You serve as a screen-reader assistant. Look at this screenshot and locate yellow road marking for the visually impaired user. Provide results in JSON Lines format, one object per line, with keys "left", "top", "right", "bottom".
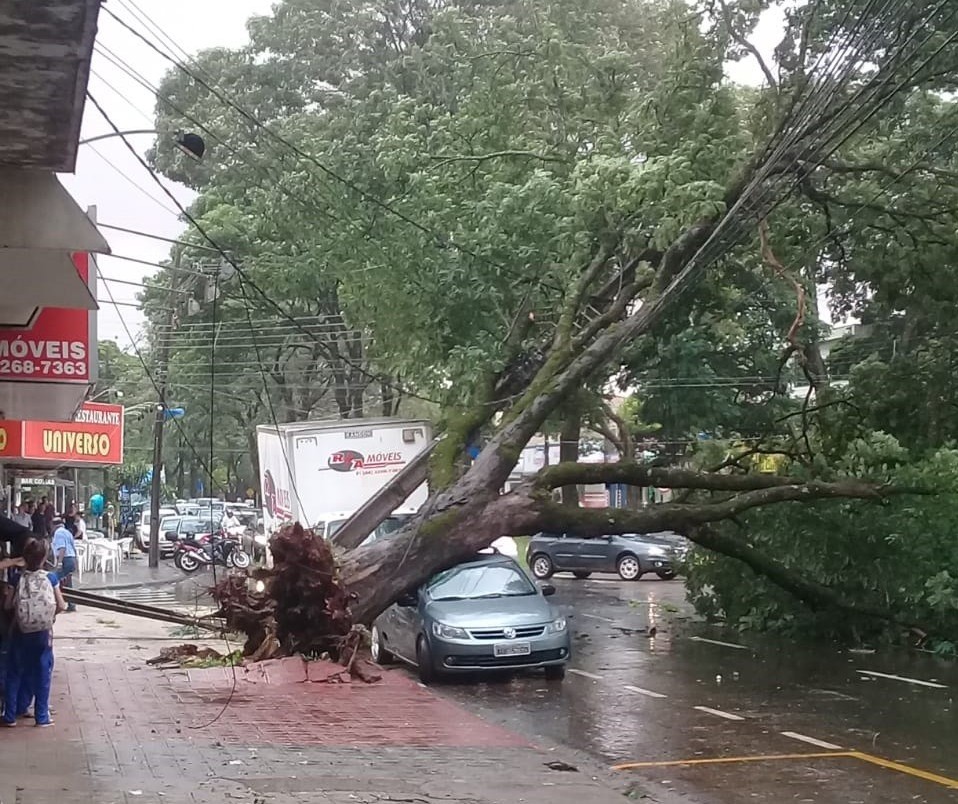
{"left": 613, "top": 750, "right": 958, "bottom": 790}
{"left": 611, "top": 751, "right": 849, "bottom": 770}
{"left": 848, "top": 751, "right": 958, "bottom": 790}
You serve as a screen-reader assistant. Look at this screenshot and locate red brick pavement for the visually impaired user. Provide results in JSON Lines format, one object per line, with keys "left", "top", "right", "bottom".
{"left": 65, "top": 657, "right": 531, "bottom": 749}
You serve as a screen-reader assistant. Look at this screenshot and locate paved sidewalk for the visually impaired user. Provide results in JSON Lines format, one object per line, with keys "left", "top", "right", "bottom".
{"left": 75, "top": 553, "right": 183, "bottom": 591}
{"left": 0, "top": 611, "right": 637, "bottom": 804}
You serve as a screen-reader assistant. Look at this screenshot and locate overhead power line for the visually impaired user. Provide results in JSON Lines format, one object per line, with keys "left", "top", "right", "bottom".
{"left": 98, "top": 223, "right": 223, "bottom": 253}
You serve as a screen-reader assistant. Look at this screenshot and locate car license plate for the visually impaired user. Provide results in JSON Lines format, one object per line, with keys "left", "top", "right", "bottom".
{"left": 494, "top": 642, "right": 531, "bottom": 658}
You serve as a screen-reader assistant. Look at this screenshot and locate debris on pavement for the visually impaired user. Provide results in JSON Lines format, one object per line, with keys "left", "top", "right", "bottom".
{"left": 146, "top": 644, "right": 233, "bottom": 666}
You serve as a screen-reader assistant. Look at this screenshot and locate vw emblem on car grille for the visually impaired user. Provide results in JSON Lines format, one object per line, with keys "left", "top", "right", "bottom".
{"left": 503, "top": 627, "right": 517, "bottom": 640}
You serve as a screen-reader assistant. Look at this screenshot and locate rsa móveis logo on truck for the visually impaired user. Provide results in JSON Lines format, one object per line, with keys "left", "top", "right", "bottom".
{"left": 327, "top": 450, "right": 406, "bottom": 473}
{"left": 263, "top": 469, "right": 292, "bottom": 518}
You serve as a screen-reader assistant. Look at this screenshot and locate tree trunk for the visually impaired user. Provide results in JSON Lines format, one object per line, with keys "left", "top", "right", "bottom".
{"left": 337, "top": 464, "right": 916, "bottom": 625}
{"left": 558, "top": 412, "right": 580, "bottom": 506}
{"left": 175, "top": 451, "right": 186, "bottom": 498}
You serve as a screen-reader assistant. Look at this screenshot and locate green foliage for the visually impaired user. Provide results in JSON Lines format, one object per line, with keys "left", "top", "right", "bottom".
{"left": 686, "top": 444, "right": 958, "bottom": 645}
{"left": 133, "top": 0, "right": 958, "bottom": 640}
{"left": 151, "top": 0, "right": 750, "bottom": 409}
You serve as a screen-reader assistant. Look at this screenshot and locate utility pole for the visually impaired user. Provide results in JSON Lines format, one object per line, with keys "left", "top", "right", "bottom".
{"left": 148, "top": 254, "right": 181, "bottom": 568}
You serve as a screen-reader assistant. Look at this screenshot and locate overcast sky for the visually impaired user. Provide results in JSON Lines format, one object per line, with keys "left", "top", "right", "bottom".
{"left": 59, "top": 0, "right": 274, "bottom": 347}
{"left": 60, "top": 1, "right": 788, "bottom": 352}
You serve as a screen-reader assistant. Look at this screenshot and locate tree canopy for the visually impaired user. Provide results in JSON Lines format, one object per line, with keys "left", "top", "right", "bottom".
{"left": 122, "top": 0, "right": 958, "bottom": 646}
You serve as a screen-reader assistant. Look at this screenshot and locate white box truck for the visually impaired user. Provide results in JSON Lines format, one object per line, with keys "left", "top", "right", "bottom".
{"left": 256, "top": 418, "right": 432, "bottom": 539}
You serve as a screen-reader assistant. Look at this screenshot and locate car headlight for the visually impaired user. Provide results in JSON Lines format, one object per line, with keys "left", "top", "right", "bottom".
{"left": 547, "top": 617, "right": 567, "bottom": 633}
{"left": 646, "top": 545, "right": 667, "bottom": 557}
{"left": 432, "top": 622, "right": 469, "bottom": 640}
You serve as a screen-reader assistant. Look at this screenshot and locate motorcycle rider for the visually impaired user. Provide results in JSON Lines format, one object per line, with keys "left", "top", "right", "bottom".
{"left": 221, "top": 509, "right": 243, "bottom": 539}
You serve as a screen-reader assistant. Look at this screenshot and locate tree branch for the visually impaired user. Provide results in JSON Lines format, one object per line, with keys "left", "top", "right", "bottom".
{"left": 428, "top": 150, "right": 570, "bottom": 168}
{"left": 716, "top": 0, "right": 778, "bottom": 91}
{"left": 819, "top": 158, "right": 958, "bottom": 184}
{"left": 530, "top": 477, "right": 916, "bottom": 535}
{"left": 535, "top": 461, "right": 836, "bottom": 492}
{"left": 555, "top": 245, "right": 613, "bottom": 348}
{"left": 759, "top": 220, "right": 807, "bottom": 352}
{"left": 686, "top": 524, "right": 922, "bottom": 630}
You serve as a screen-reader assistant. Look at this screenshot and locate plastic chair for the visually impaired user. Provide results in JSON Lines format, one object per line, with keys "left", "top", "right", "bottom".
{"left": 74, "top": 542, "right": 86, "bottom": 580}
{"left": 90, "top": 543, "right": 119, "bottom": 576}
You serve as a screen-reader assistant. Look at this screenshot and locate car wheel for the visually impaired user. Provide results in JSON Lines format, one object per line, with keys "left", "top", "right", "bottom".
{"left": 530, "top": 553, "right": 555, "bottom": 580}
{"left": 572, "top": 571, "right": 592, "bottom": 580}
{"left": 416, "top": 636, "right": 437, "bottom": 684}
{"left": 617, "top": 554, "right": 643, "bottom": 581}
{"left": 370, "top": 625, "right": 395, "bottom": 665}
{"left": 545, "top": 664, "right": 566, "bottom": 681}
{"left": 656, "top": 569, "right": 677, "bottom": 580}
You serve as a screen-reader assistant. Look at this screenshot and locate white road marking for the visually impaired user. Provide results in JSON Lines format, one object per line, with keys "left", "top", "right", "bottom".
{"left": 693, "top": 706, "right": 745, "bottom": 721}
{"left": 857, "top": 670, "right": 947, "bottom": 689}
{"left": 568, "top": 668, "right": 604, "bottom": 681}
{"left": 580, "top": 613, "right": 615, "bottom": 623}
{"left": 688, "top": 636, "right": 749, "bottom": 650}
{"left": 781, "top": 731, "right": 843, "bottom": 750}
{"left": 624, "top": 684, "right": 668, "bottom": 699}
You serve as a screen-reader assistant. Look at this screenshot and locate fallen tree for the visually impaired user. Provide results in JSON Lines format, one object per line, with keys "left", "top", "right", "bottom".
{"left": 155, "top": 0, "right": 955, "bottom": 654}
{"left": 338, "top": 464, "right": 924, "bottom": 625}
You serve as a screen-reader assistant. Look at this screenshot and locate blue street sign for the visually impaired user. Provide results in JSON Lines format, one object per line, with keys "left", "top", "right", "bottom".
{"left": 163, "top": 407, "right": 186, "bottom": 420}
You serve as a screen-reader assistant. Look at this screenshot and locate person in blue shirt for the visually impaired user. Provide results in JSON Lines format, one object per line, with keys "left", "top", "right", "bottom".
{"left": 50, "top": 518, "right": 77, "bottom": 613}
{"left": 2, "top": 539, "right": 65, "bottom": 727}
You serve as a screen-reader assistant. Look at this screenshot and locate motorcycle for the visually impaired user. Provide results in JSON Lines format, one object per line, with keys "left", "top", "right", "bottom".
{"left": 173, "top": 532, "right": 252, "bottom": 573}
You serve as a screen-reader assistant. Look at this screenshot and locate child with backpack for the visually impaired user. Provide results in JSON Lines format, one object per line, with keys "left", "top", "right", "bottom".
{"left": 2, "top": 538, "right": 65, "bottom": 727}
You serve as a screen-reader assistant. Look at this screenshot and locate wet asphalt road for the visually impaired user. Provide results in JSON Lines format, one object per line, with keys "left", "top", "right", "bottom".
{"left": 429, "top": 575, "right": 958, "bottom": 803}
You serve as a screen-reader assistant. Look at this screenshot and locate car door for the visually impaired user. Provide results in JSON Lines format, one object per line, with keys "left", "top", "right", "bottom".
{"left": 576, "top": 535, "right": 614, "bottom": 571}
{"left": 390, "top": 590, "right": 422, "bottom": 661}
{"left": 549, "top": 534, "right": 583, "bottom": 570}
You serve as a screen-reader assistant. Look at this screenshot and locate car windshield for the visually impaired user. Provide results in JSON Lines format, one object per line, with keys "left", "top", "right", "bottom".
{"left": 159, "top": 517, "right": 179, "bottom": 530}
{"left": 180, "top": 518, "right": 208, "bottom": 532}
{"left": 427, "top": 563, "right": 536, "bottom": 601}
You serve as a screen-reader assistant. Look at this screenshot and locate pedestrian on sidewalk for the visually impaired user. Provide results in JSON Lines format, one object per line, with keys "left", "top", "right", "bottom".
{"left": 51, "top": 519, "right": 77, "bottom": 613}
{"left": 0, "top": 547, "right": 27, "bottom": 696}
{"left": 2, "top": 538, "right": 65, "bottom": 727}
{"left": 42, "top": 500, "right": 55, "bottom": 538}
{"left": 30, "top": 499, "right": 46, "bottom": 536}
{"left": 74, "top": 510, "right": 87, "bottom": 541}
{"left": 12, "top": 503, "right": 31, "bottom": 530}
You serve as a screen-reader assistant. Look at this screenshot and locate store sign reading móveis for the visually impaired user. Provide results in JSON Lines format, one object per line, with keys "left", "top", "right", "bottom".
{"left": 0, "top": 252, "right": 93, "bottom": 383}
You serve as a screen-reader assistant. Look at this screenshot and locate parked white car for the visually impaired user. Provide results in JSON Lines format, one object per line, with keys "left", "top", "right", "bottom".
{"left": 135, "top": 507, "right": 177, "bottom": 552}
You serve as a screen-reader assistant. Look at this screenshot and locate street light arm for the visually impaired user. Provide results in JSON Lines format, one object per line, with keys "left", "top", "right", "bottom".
{"left": 78, "top": 130, "right": 161, "bottom": 146}
{"left": 78, "top": 130, "right": 205, "bottom": 160}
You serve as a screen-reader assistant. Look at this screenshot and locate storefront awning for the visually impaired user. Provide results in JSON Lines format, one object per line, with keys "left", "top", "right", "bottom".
{"left": 0, "top": 1, "right": 107, "bottom": 423}
{"left": 0, "top": 1, "right": 102, "bottom": 173}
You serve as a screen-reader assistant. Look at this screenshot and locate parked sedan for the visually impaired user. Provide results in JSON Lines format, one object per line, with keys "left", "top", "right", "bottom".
{"left": 372, "top": 553, "right": 571, "bottom": 684}
{"left": 526, "top": 532, "right": 677, "bottom": 581}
